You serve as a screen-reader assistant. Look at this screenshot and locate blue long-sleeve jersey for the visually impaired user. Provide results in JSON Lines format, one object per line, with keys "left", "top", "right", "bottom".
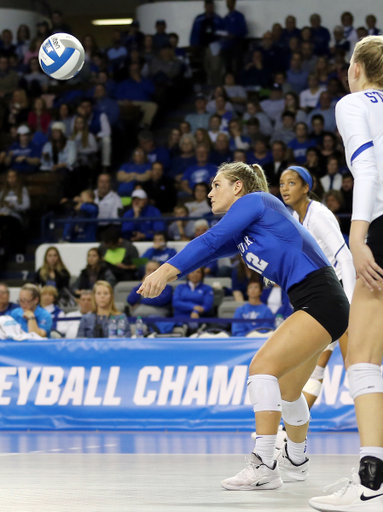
{"left": 128, "top": 284, "right": 173, "bottom": 307}
{"left": 167, "top": 192, "right": 330, "bottom": 293}
{"left": 172, "top": 282, "right": 214, "bottom": 316}
{"left": 232, "top": 303, "right": 275, "bottom": 337}
{"left": 142, "top": 247, "right": 177, "bottom": 264}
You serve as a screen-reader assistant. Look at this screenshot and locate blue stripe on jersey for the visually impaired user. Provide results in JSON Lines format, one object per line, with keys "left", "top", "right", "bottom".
{"left": 334, "top": 243, "right": 345, "bottom": 259}
{"left": 351, "top": 141, "right": 374, "bottom": 164}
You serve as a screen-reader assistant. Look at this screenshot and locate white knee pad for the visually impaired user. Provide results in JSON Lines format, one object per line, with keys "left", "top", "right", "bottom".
{"left": 310, "top": 365, "right": 325, "bottom": 382}
{"left": 303, "top": 378, "right": 322, "bottom": 397}
{"left": 347, "top": 363, "right": 383, "bottom": 400}
{"left": 282, "top": 394, "right": 310, "bottom": 426}
{"left": 324, "top": 341, "right": 336, "bottom": 353}
{"left": 247, "top": 374, "right": 282, "bottom": 413}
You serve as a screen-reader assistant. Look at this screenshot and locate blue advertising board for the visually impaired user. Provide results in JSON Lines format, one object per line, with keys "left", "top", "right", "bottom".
{"left": 0, "top": 337, "right": 356, "bottom": 431}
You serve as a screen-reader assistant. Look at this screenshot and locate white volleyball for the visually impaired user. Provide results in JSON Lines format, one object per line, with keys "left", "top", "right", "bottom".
{"left": 38, "top": 33, "right": 85, "bottom": 80}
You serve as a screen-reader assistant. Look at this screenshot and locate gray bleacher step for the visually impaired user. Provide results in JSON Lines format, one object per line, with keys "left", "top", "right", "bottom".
{"left": 6, "top": 261, "right": 35, "bottom": 272}
{"left": 1, "top": 279, "right": 29, "bottom": 287}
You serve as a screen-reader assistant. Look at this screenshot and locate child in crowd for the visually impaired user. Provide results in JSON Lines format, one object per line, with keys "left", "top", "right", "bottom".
{"left": 142, "top": 232, "right": 177, "bottom": 264}
{"left": 62, "top": 189, "right": 99, "bottom": 243}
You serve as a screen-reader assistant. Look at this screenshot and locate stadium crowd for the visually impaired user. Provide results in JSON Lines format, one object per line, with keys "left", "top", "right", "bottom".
{"left": 0, "top": 3, "right": 377, "bottom": 338}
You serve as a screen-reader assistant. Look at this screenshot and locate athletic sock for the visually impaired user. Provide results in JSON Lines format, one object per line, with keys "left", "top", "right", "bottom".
{"left": 286, "top": 436, "right": 307, "bottom": 465}
{"left": 253, "top": 434, "right": 277, "bottom": 468}
{"left": 360, "top": 446, "right": 383, "bottom": 463}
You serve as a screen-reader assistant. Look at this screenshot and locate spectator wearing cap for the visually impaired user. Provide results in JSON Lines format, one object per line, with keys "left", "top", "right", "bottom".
{"left": 115, "top": 62, "right": 157, "bottom": 128}
{"left": 121, "top": 189, "right": 165, "bottom": 241}
{"left": 181, "top": 144, "right": 216, "bottom": 196}
{"left": 241, "top": 50, "right": 271, "bottom": 89}
{"left": 0, "top": 56, "right": 20, "bottom": 97}
{"left": 0, "top": 283, "right": 17, "bottom": 316}
{"left": 11, "top": 284, "right": 52, "bottom": 338}
{"left": 259, "top": 86, "right": 285, "bottom": 125}
{"left": 287, "top": 53, "right": 309, "bottom": 94}
{"left": 5, "top": 126, "right": 41, "bottom": 173}
{"left": 138, "top": 131, "right": 170, "bottom": 170}
{"left": 117, "top": 147, "right": 152, "bottom": 200}
{"left": 153, "top": 20, "right": 169, "bottom": 50}
{"left": 94, "top": 173, "right": 123, "bottom": 223}
{"left": 40, "top": 122, "right": 77, "bottom": 173}
{"left": 184, "top": 95, "right": 211, "bottom": 134}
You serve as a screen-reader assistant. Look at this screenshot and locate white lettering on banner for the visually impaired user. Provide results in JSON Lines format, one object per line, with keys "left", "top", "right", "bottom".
{"left": 103, "top": 367, "right": 122, "bottom": 406}
{"left": 315, "top": 365, "right": 343, "bottom": 406}
{"left": 58, "top": 367, "right": 85, "bottom": 406}
{"left": 17, "top": 367, "right": 41, "bottom": 405}
{"left": 133, "top": 366, "right": 161, "bottom": 405}
{"left": 182, "top": 366, "right": 208, "bottom": 405}
{"left": 158, "top": 366, "right": 188, "bottom": 406}
{"left": 83, "top": 367, "right": 103, "bottom": 406}
{"left": 35, "top": 367, "right": 64, "bottom": 405}
{"left": 0, "top": 367, "right": 17, "bottom": 405}
{"left": 208, "top": 366, "right": 248, "bottom": 405}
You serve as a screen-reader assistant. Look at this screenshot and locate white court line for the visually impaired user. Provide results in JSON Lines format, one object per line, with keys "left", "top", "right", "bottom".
{"left": 86, "top": 445, "right": 100, "bottom": 448}
{"left": 49, "top": 448, "right": 63, "bottom": 452}
{"left": 69, "top": 447, "right": 81, "bottom": 450}
{"left": 104, "top": 444, "right": 117, "bottom": 447}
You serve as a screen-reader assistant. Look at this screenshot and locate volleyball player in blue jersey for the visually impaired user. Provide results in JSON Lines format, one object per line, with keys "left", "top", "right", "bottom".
{"left": 138, "top": 162, "right": 349, "bottom": 490}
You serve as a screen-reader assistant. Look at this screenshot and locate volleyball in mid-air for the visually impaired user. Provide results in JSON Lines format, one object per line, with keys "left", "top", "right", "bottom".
{"left": 38, "top": 33, "right": 85, "bottom": 80}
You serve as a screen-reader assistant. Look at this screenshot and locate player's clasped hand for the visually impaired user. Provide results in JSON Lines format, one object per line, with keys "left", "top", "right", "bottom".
{"left": 137, "top": 268, "right": 168, "bottom": 298}
{"left": 353, "top": 243, "right": 383, "bottom": 292}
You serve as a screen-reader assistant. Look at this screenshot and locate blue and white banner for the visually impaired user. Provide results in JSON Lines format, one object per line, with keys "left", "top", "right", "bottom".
{"left": 0, "top": 338, "right": 355, "bottom": 431}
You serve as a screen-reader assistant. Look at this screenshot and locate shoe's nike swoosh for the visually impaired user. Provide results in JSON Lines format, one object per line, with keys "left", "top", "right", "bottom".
{"left": 361, "top": 493, "right": 383, "bottom": 501}
{"left": 254, "top": 482, "right": 269, "bottom": 487}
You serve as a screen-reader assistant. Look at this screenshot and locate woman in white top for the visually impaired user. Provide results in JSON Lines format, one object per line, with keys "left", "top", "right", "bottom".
{"left": 310, "top": 36, "right": 383, "bottom": 511}
{"left": 70, "top": 115, "right": 98, "bottom": 168}
{"left": 280, "top": 165, "right": 355, "bottom": 408}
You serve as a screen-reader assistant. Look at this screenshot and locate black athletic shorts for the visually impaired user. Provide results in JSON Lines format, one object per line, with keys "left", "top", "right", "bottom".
{"left": 367, "top": 215, "right": 383, "bottom": 271}
{"left": 288, "top": 267, "right": 349, "bottom": 342}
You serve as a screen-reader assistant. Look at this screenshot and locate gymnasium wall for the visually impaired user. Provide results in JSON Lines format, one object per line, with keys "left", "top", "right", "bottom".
{"left": 137, "top": 0, "right": 383, "bottom": 47}
{"left": 0, "top": 8, "right": 47, "bottom": 37}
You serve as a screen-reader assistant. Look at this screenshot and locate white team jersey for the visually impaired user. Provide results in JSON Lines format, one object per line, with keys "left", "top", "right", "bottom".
{"left": 336, "top": 90, "right": 383, "bottom": 223}
{"left": 293, "top": 200, "right": 355, "bottom": 302}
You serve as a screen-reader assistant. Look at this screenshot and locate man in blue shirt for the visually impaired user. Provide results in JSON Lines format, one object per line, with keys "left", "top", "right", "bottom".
{"left": 121, "top": 189, "right": 165, "bottom": 241}
{"left": 142, "top": 232, "right": 177, "bottom": 264}
{"left": 115, "top": 63, "right": 158, "bottom": 127}
{"left": 190, "top": 0, "right": 224, "bottom": 48}
{"left": 107, "top": 30, "right": 128, "bottom": 72}
{"left": 232, "top": 279, "right": 275, "bottom": 336}
{"left": 138, "top": 131, "right": 170, "bottom": 170}
{"left": 182, "top": 144, "right": 216, "bottom": 195}
{"left": 221, "top": 0, "right": 247, "bottom": 74}
{"left": 286, "top": 53, "right": 308, "bottom": 94}
{"left": 11, "top": 284, "right": 52, "bottom": 337}
{"left": 153, "top": 20, "right": 169, "bottom": 50}
{"left": 309, "top": 14, "right": 330, "bottom": 56}
{"left": 287, "top": 122, "right": 316, "bottom": 164}
{"left": 307, "top": 91, "right": 336, "bottom": 132}
{"left": 184, "top": 94, "right": 211, "bottom": 134}
{"left": 94, "top": 84, "right": 120, "bottom": 127}
{"left": 0, "top": 283, "right": 17, "bottom": 316}
{"left": 5, "top": 126, "right": 41, "bottom": 173}
{"left": 117, "top": 147, "right": 152, "bottom": 198}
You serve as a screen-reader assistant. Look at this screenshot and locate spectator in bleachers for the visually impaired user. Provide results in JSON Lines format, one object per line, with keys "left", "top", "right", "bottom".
{"left": 282, "top": 15, "right": 301, "bottom": 43}
{"left": 73, "top": 248, "right": 116, "bottom": 297}
{"left": 173, "top": 267, "right": 214, "bottom": 319}
{"left": 208, "top": 114, "right": 223, "bottom": 143}
{"left": 124, "top": 19, "right": 144, "bottom": 52}
{"left": 309, "top": 13, "right": 331, "bottom": 56}
{"left": 241, "top": 50, "right": 271, "bottom": 89}
{"left": 366, "top": 14, "right": 382, "bottom": 35}
{"left": 141, "top": 34, "right": 155, "bottom": 67}
{"left": 259, "top": 85, "right": 285, "bottom": 124}
{"left": 168, "top": 134, "right": 196, "bottom": 181}
{"left": 223, "top": 73, "right": 247, "bottom": 114}
{"left": 94, "top": 173, "right": 123, "bottom": 222}
{"left": 274, "top": 91, "right": 306, "bottom": 130}
{"left": 167, "top": 128, "right": 181, "bottom": 159}
{"left": 40, "top": 285, "right": 65, "bottom": 332}
{"left": 304, "top": 146, "right": 322, "bottom": 178}
{"left": 234, "top": 149, "right": 246, "bottom": 163}
{"left": 331, "top": 26, "right": 351, "bottom": 58}
{"left": 299, "top": 73, "right": 326, "bottom": 112}
{"left": 193, "top": 219, "right": 209, "bottom": 238}
{"left": 258, "top": 31, "right": 286, "bottom": 75}
{"left": 99, "top": 226, "right": 138, "bottom": 281}
{"left": 138, "top": 130, "right": 170, "bottom": 169}
{"left": 307, "top": 90, "right": 336, "bottom": 132}
{"left": 0, "top": 29, "right": 16, "bottom": 58}
{"left": 117, "top": 147, "right": 152, "bottom": 199}
{"left": 51, "top": 10, "right": 72, "bottom": 35}
{"left": 121, "top": 189, "right": 164, "bottom": 241}
{"left": 169, "top": 32, "right": 192, "bottom": 78}
{"left": 93, "top": 84, "right": 120, "bottom": 129}
{"left": 11, "top": 284, "right": 52, "bottom": 337}
{"left": 50, "top": 104, "right": 73, "bottom": 138}
{"left": 128, "top": 260, "right": 173, "bottom": 317}
{"left": 287, "top": 122, "right": 315, "bottom": 164}
{"left": 315, "top": 55, "right": 332, "bottom": 86}
{"left": 77, "top": 280, "right": 130, "bottom": 338}
{"left": 356, "top": 26, "right": 368, "bottom": 40}
{"left": 324, "top": 190, "right": 347, "bottom": 233}
{"left": 185, "top": 182, "right": 211, "bottom": 217}
{"left": 340, "top": 11, "right": 358, "bottom": 54}
{"left": 143, "top": 161, "right": 177, "bottom": 213}
{"left": 149, "top": 44, "right": 183, "bottom": 85}
{"left": 35, "top": 247, "right": 71, "bottom": 300}
{"left": 62, "top": 190, "right": 99, "bottom": 243}
{"left": 27, "top": 97, "right": 51, "bottom": 134}
{"left": 181, "top": 144, "right": 216, "bottom": 196}
{"left": 40, "top": 122, "right": 77, "bottom": 174}
{"left": 271, "top": 22, "right": 284, "bottom": 49}
{"left": 231, "top": 255, "right": 254, "bottom": 301}
{"left": 247, "top": 137, "right": 273, "bottom": 167}
{"left": 228, "top": 119, "right": 251, "bottom": 151}
{"left": 309, "top": 114, "right": 325, "bottom": 146}
{"left": 274, "top": 70, "right": 294, "bottom": 95}
{"left": 243, "top": 100, "right": 273, "bottom": 137}
{"left": 261, "top": 283, "right": 293, "bottom": 319}
{"left": 263, "top": 140, "right": 288, "bottom": 191}
{"left": 0, "top": 169, "right": 30, "bottom": 255}
{"left": 206, "top": 87, "right": 233, "bottom": 114}
{"left": 152, "top": 20, "right": 169, "bottom": 50}
{"left": 184, "top": 94, "right": 210, "bottom": 134}
{"left": 212, "top": 96, "right": 233, "bottom": 131}
{"left": 57, "top": 289, "right": 93, "bottom": 338}
{"left": 82, "top": 34, "right": 99, "bottom": 67}
{"left": 320, "top": 155, "right": 342, "bottom": 192}
{"left": 70, "top": 115, "right": 98, "bottom": 178}
{"left": 8, "top": 89, "right": 29, "bottom": 127}
{"left": 319, "top": 132, "right": 343, "bottom": 164}
{"left": 5, "top": 126, "right": 41, "bottom": 173}
{"left": 0, "top": 283, "right": 17, "bottom": 316}
{"left": 142, "top": 232, "right": 177, "bottom": 264}
{"left": 287, "top": 52, "right": 309, "bottom": 94}
{"left": 15, "top": 24, "right": 31, "bottom": 63}
{"left": 326, "top": 77, "right": 345, "bottom": 106}
{"left": 107, "top": 30, "right": 128, "bottom": 74}
{"left": 76, "top": 99, "right": 111, "bottom": 170}
{"left": 270, "top": 111, "right": 296, "bottom": 145}
{"left": 36, "top": 20, "right": 50, "bottom": 40}
{"left": 244, "top": 118, "right": 262, "bottom": 146}
{"left": 23, "top": 57, "right": 50, "bottom": 94}
{"left": 232, "top": 278, "right": 275, "bottom": 336}
{"left": 195, "top": 128, "right": 213, "bottom": 150}
{"left": 115, "top": 62, "right": 157, "bottom": 128}
{"left": 210, "top": 132, "right": 232, "bottom": 166}
{"left": 23, "top": 37, "right": 44, "bottom": 65}
{"left": 168, "top": 204, "right": 194, "bottom": 241}
{"left": 220, "top": 0, "right": 247, "bottom": 75}
{"left": 340, "top": 172, "right": 353, "bottom": 214}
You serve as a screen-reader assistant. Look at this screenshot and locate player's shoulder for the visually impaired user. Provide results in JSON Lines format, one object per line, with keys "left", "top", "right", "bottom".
{"left": 309, "top": 200, "right": 336, "bottom": 223}
{"left": 336, "top": 91, "right": 369, "bottom": 114}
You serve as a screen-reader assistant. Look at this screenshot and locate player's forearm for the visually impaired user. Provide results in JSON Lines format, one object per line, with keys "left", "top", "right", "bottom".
{"left": 349, "top": 220, "right": 370, "bottom": 252}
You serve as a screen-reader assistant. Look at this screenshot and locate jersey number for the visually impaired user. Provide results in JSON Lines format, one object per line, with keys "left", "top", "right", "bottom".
{"left": 245, "top": 253, "right": 269, "bottom": 274}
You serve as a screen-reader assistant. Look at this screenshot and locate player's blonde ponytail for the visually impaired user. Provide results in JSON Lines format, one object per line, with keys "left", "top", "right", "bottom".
{"left": 216, "top": 162, "right": 270, "bottom": 195}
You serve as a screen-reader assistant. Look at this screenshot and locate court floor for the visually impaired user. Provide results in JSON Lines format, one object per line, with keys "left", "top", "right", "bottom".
{"left": 0, "top": 432, "right": 359, "bottom": 512}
